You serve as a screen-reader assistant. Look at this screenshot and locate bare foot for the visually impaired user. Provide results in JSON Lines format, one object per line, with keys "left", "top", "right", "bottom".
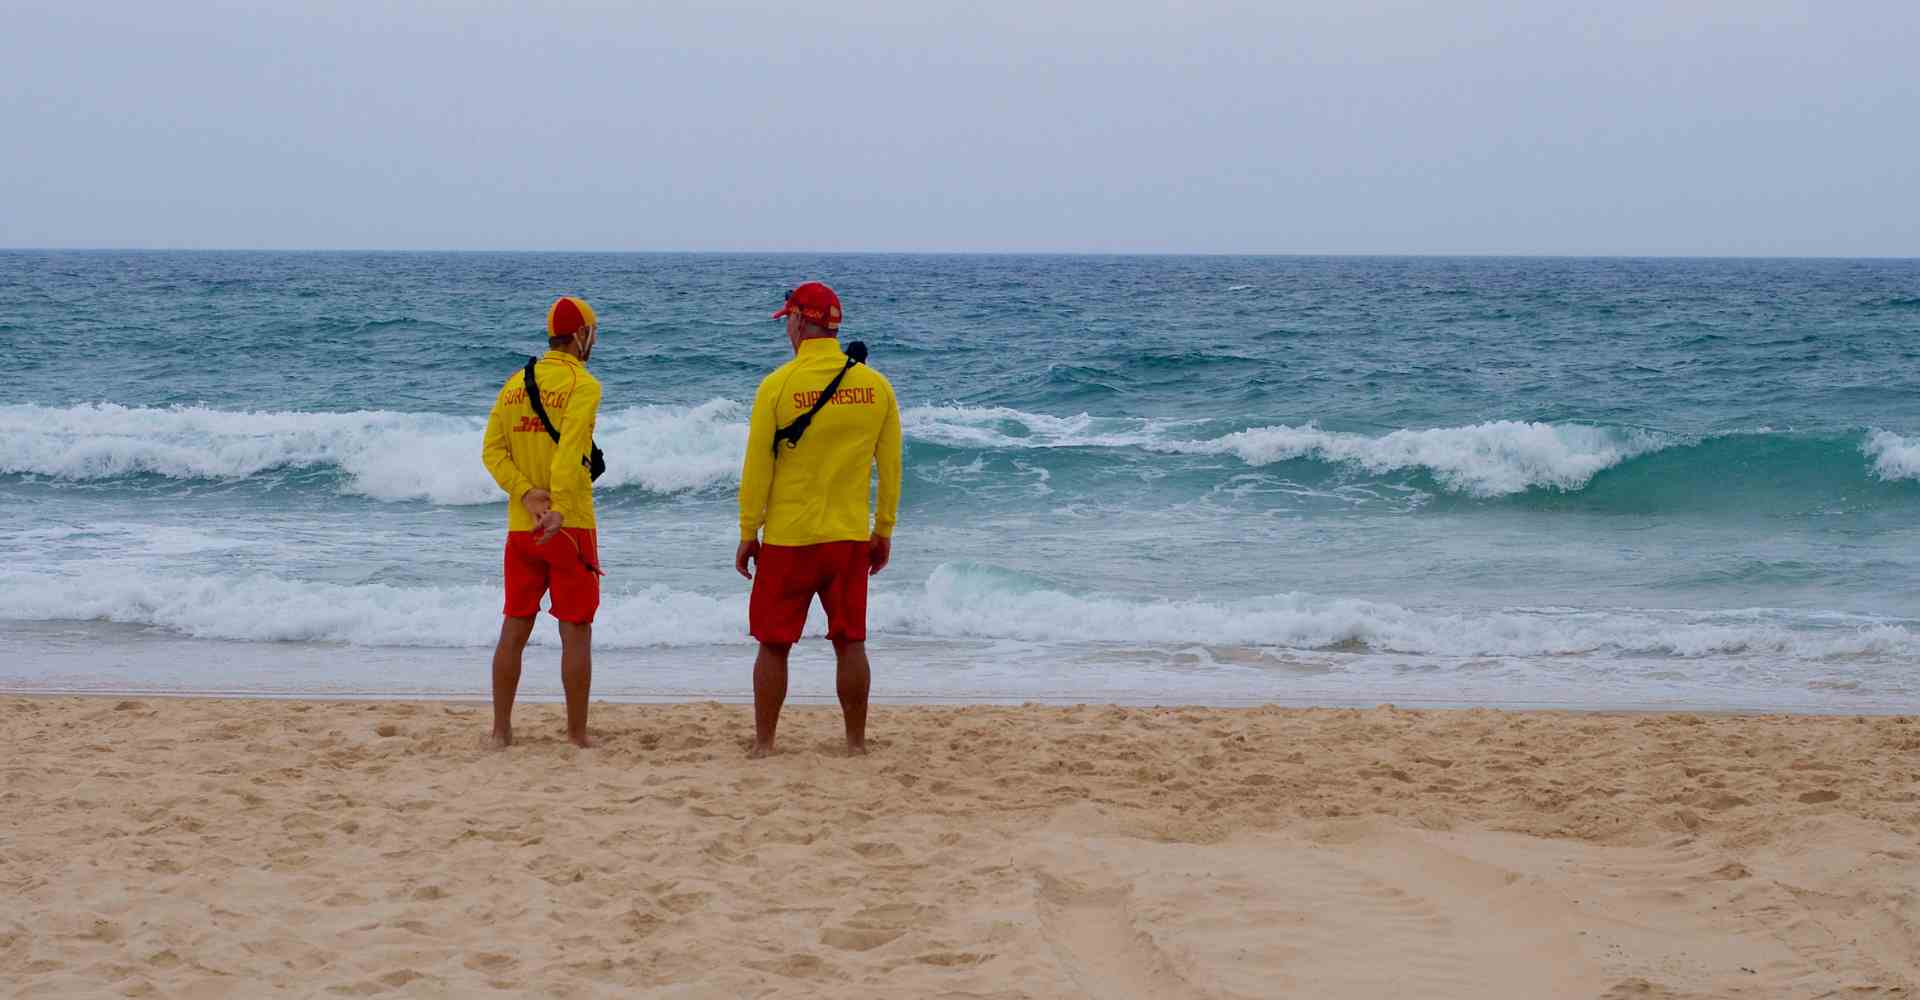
{"left": 747, "top": 741, "right": 775, "bottom": 759}
{"left": 568, "top": 732, "right": 595, "bottom": 749}
{"left": 484, "top": 728, "right": 512, "bottom": 750}
{"left": 846, "top": 741, "right": 868, "bottom": 756}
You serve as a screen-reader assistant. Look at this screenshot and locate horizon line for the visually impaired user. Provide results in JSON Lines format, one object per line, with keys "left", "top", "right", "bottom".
{"left": 3, "top": 246, "right": 1918, "bottom": 260}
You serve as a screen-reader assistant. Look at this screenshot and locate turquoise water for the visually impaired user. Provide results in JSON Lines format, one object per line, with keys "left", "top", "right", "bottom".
{"left": 2, "top": 251, "right": 1917, "bottom": 709}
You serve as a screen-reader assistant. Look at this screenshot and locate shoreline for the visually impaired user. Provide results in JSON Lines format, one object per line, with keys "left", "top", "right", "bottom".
{"left": 5, "top": 687, "right": 1916, "bottom": 716}
{"left": 7, "top": 695, "right": 1916, "bottom": 996}
{"left": 8, "top": 619, "right": 1914, "bottom": 716}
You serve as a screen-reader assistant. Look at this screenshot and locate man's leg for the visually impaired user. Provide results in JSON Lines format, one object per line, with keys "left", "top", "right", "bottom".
{"left": 557, "top": 621, "right": 593, "bottom": 748}
{"left": 832, "top": 638, "right": 870, "bottom": 755}
{"left": 751, "top": 642, "right": 792, "bottom": 758}
{"left": 490, "top": 615, "right": 537, "bottom": 747}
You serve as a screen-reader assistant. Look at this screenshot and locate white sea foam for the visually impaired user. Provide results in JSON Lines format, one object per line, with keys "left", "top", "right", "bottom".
{"left": 0, "top": 566, "right": 746, "bottom": 648}
{"left": 1864, "top": 430, "right": 1920, "bottom": 482}
{"left": 900, "top": 405, "right": 1194, "bottom": 451}
{"left": 1168, "top": 421, "right": 1668, "bottom": 497}
{"left": 0, "top": 402, "right": 1840, "bottom": 501}
{"left": 902, "top": 407, "right": 1667, "bottom": 496}
{"left": 4, "top": 561, "right": 1912, "bottom": 663}
{"left": 0, "top": 401, "right": 1176, "bottom": 499}
{"left": 885, "top": 564, "right": 1920, "bottom": 660}
{"left": 0, "top": 401, "right": 748, "bottom": 504}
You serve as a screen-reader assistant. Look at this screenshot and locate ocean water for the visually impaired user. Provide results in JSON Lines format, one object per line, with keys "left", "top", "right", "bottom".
{"left": 2, "top": 251, "right": 1917, "bottom": 710}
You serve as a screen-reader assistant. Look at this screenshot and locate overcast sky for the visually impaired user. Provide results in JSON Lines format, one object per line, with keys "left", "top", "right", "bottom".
{"left": 3, "top": 1, "right": 1916, "bottom": 255}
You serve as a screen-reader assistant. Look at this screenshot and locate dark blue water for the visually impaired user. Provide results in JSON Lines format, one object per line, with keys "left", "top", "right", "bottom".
{"left": 3, "top": 251, "right": 1917, "bottom": 709}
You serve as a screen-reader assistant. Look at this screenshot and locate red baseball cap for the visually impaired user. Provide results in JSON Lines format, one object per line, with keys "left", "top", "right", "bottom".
{"left": 772, "top": 281, "right": 842, "bottom": 331}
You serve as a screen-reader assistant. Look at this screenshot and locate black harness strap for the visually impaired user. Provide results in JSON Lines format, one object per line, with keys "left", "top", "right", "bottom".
{"left": 523, "top": 358, "right": 605, "bottom": 481}
{"left": 772, "top": 341, "right": 868, "bottom": 456}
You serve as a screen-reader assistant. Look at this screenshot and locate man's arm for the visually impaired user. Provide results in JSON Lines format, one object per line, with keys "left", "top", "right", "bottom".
{"left": 867, "top": 380, "right": 902, "bottom": 575}
{"left": 735, "top": 377, "right": 779, "bottom": 578}
{"left": 482, "top": 389, "right": 536, "bottom": 505}
{"left": 547, "top": 377, "right": 602, "bottom": 528}
{"left": 873, "top": 381, "right": 902, "bottom": 540}
{"left": 738, "top": 376, "right": 778, "bottom": 543}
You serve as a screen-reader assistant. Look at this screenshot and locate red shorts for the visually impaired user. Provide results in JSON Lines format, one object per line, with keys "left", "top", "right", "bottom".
{"left": 503, "top": 529, "right": 601, "bottom": 624}
{"left": 749, "top": 540, "right": 870, "bottom": 644}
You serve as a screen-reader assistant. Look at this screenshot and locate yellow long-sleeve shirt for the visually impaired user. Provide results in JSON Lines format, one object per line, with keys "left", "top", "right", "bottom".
{"left": 482, "top": 350, "right": 602, "bottom": 532}
{"left": 739, "top": 338, "right": 903, "bottom": 545}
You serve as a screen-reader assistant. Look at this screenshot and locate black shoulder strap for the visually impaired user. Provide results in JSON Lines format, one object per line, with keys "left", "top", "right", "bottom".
{"left": 771, "top": 341, "right": 868, "bottom": 455}
{"left": 522, "top": 357, "right": 607, "bottom": 482}
{"left": 523, "top": 358, "right": 561, "bottom": 443}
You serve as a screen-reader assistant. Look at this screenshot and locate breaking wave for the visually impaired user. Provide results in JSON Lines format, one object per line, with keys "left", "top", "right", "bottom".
{"left": 5, "top": 403, "right": 1916, "bottom": 505}
{"left": 3, "top": 560, "right": 1913, "bottom": 663}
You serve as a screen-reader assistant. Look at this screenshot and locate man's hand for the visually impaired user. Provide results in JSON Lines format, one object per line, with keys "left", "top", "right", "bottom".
{"left": 868, "top": 534, "right": 891, "bottom": 576}
{"left": 520, "top": 489, "right": 564, "bottom": 542}
{"left": 736, "top": 539, "right": 761, "bottom": 580}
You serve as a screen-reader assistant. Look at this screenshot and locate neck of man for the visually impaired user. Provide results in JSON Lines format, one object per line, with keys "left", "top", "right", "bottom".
{"left": 790, "top": 328, "right": 837, "bottom": 354}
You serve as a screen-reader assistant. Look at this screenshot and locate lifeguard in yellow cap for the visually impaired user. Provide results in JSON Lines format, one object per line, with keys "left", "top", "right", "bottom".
{"left": 480, "top": 295, "right": 606, "bottom": 749}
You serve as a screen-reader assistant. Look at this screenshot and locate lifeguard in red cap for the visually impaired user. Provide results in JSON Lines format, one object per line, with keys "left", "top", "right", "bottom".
{"left": 480, "top": 295, "right": 606, "bottom": 749}
{"left": 736, "top": 282, "right": 903, "bottom": 757}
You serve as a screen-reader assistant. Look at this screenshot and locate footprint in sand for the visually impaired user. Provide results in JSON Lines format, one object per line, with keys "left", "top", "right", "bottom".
{"left": 744, "top": 953, "right": 833, "bottom": 979}
{"left": 847, "top": 902, "right": 936, "bottom": 928}
{"left": 463, "top": 952, "right": 516, "bottom": 972}
{"left": 620, "top": 910, "right": 664, "bottom": 939}
{"left": 817, "top": 902, "right": 941, "bottom": 952}
{"left": 819, "top": 926, "right": 904, "bottom": 951}
{"left": 660, "top": 891, "right": 711, "bottom": 914}
{"left": 1601, "top": 977, "right": 1687, "bottom": 998}
{"left": 914, "top": 951, "right": 990, "bottom": 967}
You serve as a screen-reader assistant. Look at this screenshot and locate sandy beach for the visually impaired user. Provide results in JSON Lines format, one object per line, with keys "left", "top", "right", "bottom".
{"left": 3, "top": 696, "right": 1916, "bottom": 998}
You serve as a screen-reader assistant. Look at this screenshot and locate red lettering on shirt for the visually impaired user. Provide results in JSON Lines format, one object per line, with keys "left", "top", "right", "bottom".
{"left": 792, "top": 386, "right": 878, "bottom": 409}
{"left": 503, "top": 387, "right": 568, "bottom": 410}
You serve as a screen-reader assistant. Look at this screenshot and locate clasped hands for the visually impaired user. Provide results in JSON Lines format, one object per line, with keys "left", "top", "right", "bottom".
{"left": 521, "top": 489, "right": 565, "bottom": 542}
